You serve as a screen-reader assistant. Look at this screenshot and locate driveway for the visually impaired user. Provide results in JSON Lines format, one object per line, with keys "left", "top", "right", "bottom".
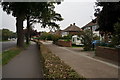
{"left": 41, "top": 41, "right": 119, "bottom": 78}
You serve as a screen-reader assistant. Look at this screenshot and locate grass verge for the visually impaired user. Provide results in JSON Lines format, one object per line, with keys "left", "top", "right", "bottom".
{"left": 2, "top": 43, "right": 30, "bottom": 65}
{"left": 0, "top": 40, "right": 11, "bottom": 42}
{"left": 2, "top": 47, "right": 22, "bottom": 65}
{"left": 38, "top": 42, "right": 86, "bottom": 79}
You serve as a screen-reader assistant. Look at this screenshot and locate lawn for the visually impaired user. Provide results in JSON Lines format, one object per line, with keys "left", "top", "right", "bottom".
{"left": 72, "top": 44, "right": 84, "bottom": 48}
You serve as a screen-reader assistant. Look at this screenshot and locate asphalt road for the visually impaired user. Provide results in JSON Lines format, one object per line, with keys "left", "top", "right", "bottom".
{"left": 41, "top": 41, "right": 118, "bottom": 78}
{"left": 0, "top": 40, "right": 17, "bottom": 52}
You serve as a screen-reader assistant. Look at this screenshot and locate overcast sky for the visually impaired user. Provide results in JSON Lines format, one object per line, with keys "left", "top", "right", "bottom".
{"left": 0, "top": 0, "right": 97, "bottom": 32}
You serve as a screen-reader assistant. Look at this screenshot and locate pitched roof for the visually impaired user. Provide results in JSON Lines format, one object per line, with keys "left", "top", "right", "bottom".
{"left": 64, "top": 23, "right": 82, "bottom": 32}
{"left": 82, "top": 18, "right": 97, "bottom": 29}
{"left": 55, "top": 30, "right": 63, "bottom": 34}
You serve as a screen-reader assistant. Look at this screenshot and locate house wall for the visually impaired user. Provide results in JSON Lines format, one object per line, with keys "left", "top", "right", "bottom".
{"left": 69, "top": 32, "right": 80, "bottom": 35}
{"left": 83, "top": 25, "right": 102, "bottom": 40}
{"left": 62, "top": 32, "right": 68, "bottom": 37}
{"left": 62, "top": 31, "right": 80, "bottom": 37}
{"left": 93, "top": 31, "right": 100, "bottom": 36}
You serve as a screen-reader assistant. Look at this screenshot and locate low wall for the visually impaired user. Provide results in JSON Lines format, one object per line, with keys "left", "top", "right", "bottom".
{"left": 95, "top": 46, "right": 120, "bottom": 63}
{"left": 55, "top": 40, "right": 72, "bottom": 47}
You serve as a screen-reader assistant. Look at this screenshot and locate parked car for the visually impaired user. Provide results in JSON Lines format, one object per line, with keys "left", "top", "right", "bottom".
{"left": 92, "top": 40, "right": 101, "bottom": 46}
{"left": 92, "top": 40, "right": 112, "bottom": 47}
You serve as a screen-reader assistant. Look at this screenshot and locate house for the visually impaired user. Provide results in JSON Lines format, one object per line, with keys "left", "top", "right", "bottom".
{"left": 54, "top": 29, "right": 63, "bottom": 36}
{"left": 62, "top": 23, "right": 82, "bottom": 37}
{"left": 81, "top": 19, "right": 99, "bottom": 36}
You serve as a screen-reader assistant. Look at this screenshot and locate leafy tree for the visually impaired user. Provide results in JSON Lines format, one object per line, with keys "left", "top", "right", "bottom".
{"left": 79, "top": 30, "right": 92, "bottom": 51}
{"left": 2, "top": 29, "right": 15, "bottom": 41}
{"left": 1, "top": 2, "right": 63, "bottom": 48}
{"left": 94, "top": 2, "right": 120, "bottom": 33}
{"left": 24, "top": 2, "right": 63, "bottom": 44}
{"left": 111, "top": 22, "right": 120, "bottom": 46}
{"left": 1, "top": 2, "right": 31, "bottom": 48}
{"left": 93, "top": 34, "right": 100, "bottom": 40}
{"left": 24, "top": 2, "right": 49, "bottom": 44}
{"left": 39, "top": 32, "right": 53, "bottom": 40}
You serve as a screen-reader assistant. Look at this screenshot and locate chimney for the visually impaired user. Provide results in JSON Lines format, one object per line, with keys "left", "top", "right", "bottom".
{"left": 73, "top": 23, "right": 75, "bottom": 25}
{"left": 70, "top": 24, "right": 72, "bottom": 26}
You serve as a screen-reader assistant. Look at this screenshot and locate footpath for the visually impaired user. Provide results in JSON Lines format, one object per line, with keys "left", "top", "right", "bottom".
{"left": 2, "top": 42, "right": 43, "bottom": 78}
{"left": 41, "top": 41, "right": 119, "bottom": 79}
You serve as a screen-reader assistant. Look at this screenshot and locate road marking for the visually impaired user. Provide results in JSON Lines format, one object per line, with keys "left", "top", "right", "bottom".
{"left": 59, "top": 47, "right": 119, "bottom": 69}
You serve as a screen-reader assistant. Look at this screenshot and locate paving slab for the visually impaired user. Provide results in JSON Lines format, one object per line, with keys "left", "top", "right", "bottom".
{"left": 2, "top": 42, "right": 43, "bottom": 78}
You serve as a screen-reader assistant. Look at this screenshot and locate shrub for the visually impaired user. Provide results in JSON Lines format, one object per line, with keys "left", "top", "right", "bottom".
{"left": 52, "top": 35, "right": 61, "bottom": 43}
{"left": 80, "top": 30, "right": 93, "bottom": 51}
{"left": 61, "top": 35, "right": 72, "bottom": 41}
{"left": 111, "top": 22, "right": 120, "bottom": 46}
{"left": 40, "top": 32, "right": 54, "bottom": 40}
{"left": 93, "top": 34, "right": 100, "bottom": 40}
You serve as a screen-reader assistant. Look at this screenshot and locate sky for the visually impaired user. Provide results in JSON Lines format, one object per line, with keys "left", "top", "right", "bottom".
{"left": 0, "top": 0, "right": 97, "bottom": 32}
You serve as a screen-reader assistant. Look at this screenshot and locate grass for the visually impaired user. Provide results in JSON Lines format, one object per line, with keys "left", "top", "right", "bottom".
{"left": 38, "top": 42, "right": 85, "bottom": 79}
{"left": 2, "top": 47, "right": 22, "bottom": 65}
{"left": 0, "top": 53, "right": 2, "bottom": 65}
{"left": 72, "top": 44, "right": 84, "bottom": 48}
{"left": 2, "top": 43, "right": 30, "bottom": 65}
{"left": 0, "top": 40, "right": 11, "bottom": 42}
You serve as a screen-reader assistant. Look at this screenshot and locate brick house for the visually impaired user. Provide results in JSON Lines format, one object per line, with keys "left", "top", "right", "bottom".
{"left": 81, "top": 19, "right": 99, "bottom": 36}
{"left": 62, "top": 23, "right": 82, "bottom": 37}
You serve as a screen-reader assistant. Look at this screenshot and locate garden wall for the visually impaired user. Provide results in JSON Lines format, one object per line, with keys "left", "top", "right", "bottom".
{"left": 55, "top": 40, "right": 72, "bottom": 47}
{"left": 95, "top": 46, "right": 120, "bottom": 63}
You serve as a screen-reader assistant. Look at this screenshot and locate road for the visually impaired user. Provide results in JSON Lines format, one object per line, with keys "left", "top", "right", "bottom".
{"left": 0, "top": 40, "right": 17, "bottom": 52}
{"left": 41, "top": 41, "right": 119, "bottom": 78}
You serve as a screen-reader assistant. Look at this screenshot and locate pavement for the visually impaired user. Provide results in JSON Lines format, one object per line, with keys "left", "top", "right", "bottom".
{"left": 2, "top": 42, "right": 43, "bottom": 78}
{"left": 41, "top": 41, "right": 119, "bottom": 79}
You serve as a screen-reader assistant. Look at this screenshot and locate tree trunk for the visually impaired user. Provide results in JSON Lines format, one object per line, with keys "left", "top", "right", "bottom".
{"left": 16, "top": 15, "right": 24, "bottom": 48}
{"left": 26, "top": 16, "right": 30, "bottom": 45}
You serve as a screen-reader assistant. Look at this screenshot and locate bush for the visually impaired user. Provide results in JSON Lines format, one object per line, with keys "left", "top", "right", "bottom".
{"left": 40, "top": 32, "right": 54, "bottom": 40}
{"left": 93, "top": 34, "right": 100, "bottom": 40}
{"left": 111, "top": 22, "right": 120, "bottom": 46}
{"left": 61, "top": 35, "right": 72, "bottom": 41}
{"left": 80, "top": 30, "right": 93, "bottom": 51}
{"left": 52, "top": 35, "right": 61, "bottom": 43}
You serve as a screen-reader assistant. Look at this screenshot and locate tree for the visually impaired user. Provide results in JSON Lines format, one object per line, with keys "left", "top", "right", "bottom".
{"left": 79, "top": 30, "right": 93, "bottom": 51}
{"left": 2, "top": 29, "right": 15, "bottom": 41}
{"left": 24, "top": 2, "right": 48, "bottom": 45}
{"left": 1, "top": 2, "right": 63, "bottom": 48}
{"left": 25, "top": 2, "right": 63, "bottom": 44}
{"left": 1, "top": 2, "right": 31, "bottom": 48}
{"left": 111, "top": 22, "right": 120, "bottom": 46}
{"left": 94, "top": 2, "right": 120, "bottom": 33}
